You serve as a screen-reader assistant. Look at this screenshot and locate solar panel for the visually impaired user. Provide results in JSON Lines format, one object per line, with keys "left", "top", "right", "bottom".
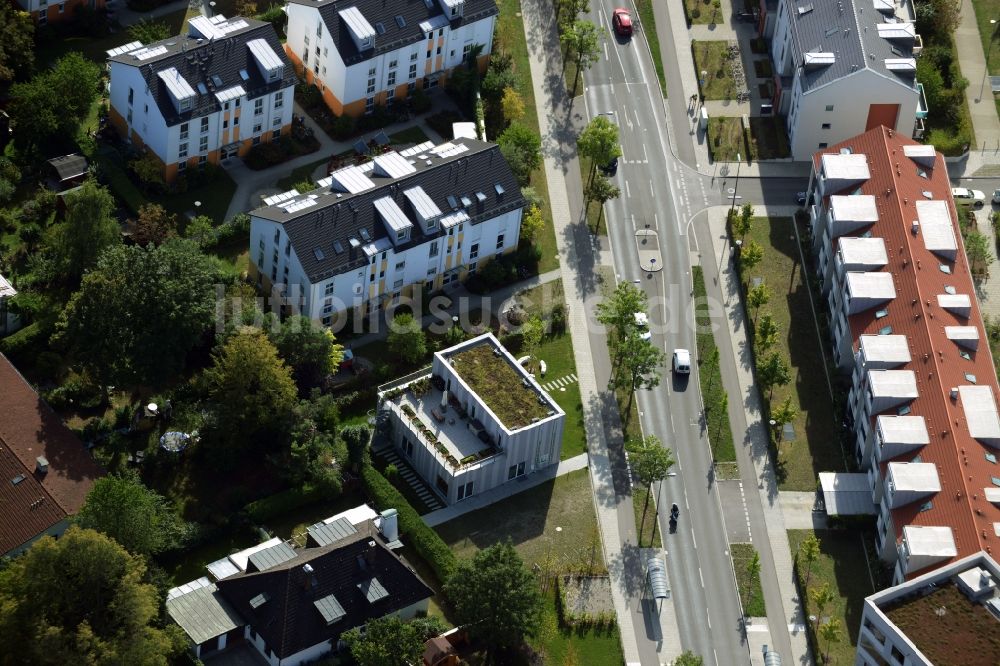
{"left": 249, "top": 593, "right": 269, "bottom": 609}
{"left": 106, "top": 41, "right": 144, "bottom": 57}
{"left": 132, "top": 45, "right": 168, "bottom": 61}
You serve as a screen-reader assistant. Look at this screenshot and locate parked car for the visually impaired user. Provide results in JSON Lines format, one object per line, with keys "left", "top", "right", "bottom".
{"left": 992, "top": 188, "right": 1000, "bottom": 204}
{"left": 952, "top": 187, "right": 986, "bottom": 206}
{"left": 612, "top": 8, "right": 633, "bottom": 38}
{"left": 672, "top": 349, "right": 691, "bottom": 374}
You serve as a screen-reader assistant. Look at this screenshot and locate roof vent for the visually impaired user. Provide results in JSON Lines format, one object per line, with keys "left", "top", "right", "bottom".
{"left": 35, "top": 456, "right": 48, "bottom": 474}
{"left": 951, "top": 387, "right": 959, "bottom": 400}
{"left": 798, "top": 3, "right": 814, "bottom": 14}
{"left": 911, "top": 220, "right": 919, "bottom": 235}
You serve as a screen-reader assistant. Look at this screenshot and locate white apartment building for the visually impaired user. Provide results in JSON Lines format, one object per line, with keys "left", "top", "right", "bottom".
{"left": 248, "top": 137, "right": 524, "bottom": 322}
{"left": 284, "top": 0, "right": 498, "bottom": 117}
{"left": 856, "top": 551, "right": 1000, "bottom": 666}
{"left": 377, "top": 333, "right": 565, "bottom": 506}
{"left": 107, "top": 15, "right": 295, "bottom": 183}
{"left": 767, "top": 0, "right": 927, "bottom": 160}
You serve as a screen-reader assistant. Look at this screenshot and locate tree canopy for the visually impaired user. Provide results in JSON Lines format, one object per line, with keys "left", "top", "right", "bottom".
{"left": 445, "top": 541, "right": 543, "bottom": 662}
{"left": 9, "top": 53, "right": 100, "bottom": 152}
{"left": 270, "top": 315, "right": 344, "bottom": 390}
{"left": 596, "top": 281, "right": 647, "bottom": 351}
{"left": 342, "top": 616, "right": 425, "bottom": 666}
{"left": 578, "top": 116, "right": 622, "bottom": 170}
{"left": 204, "top": 328, "right": 298, "bottom": 462}
{"left": 498, "top": 123, "right": 542, "bottom": 186}
{"left": 559, "top": 20, "right": 601, "bottom": 85}
{"left": 50, "top": 179, "right": 120, "bottom": 285}
{"left": 0, "top": 527, "right": 185, "bottom": 665}
{"left": 58, "top": 239, "right": 218, "bottom": 389}
{"left": 0, "top": 5, "right": 34, "bottom": 85}
{"left": 387, "top": 312, "right": 427, "bottom": 364}
{"left": 519, "top": 203, "right": 545, "bottom": 242}
{"left": 76, "top": 474, "right": 182, "bottom": 556}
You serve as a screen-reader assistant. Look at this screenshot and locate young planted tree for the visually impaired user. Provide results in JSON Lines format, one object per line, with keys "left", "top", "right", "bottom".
{"left": 738, "top": 239, "right": 764, "bottom": 275}
{"left": 758, "top": 351, "right": 791, "bottom": 401}
{"left": 809, "top": 582, "right": 835, "bottom": 624}
{"left": 387, "top": 312, "right": 427, "bottom": 364}
{"left": 625, "top": 434, "right": 675, "bottom": 538}
{"left": 755, "top": 313, "right": 779, "bottom": 353}
{"left": 445, "top": 542, "right": 543, "bottom": 663}
{"left": 818, "top": 618, "right": 843, "bottom": 664}
{"left": 673, "top": 652, "right": 705, "bottom": 666}
{"left": 798, "top": 533, "right": 821, "bottom": 589}
{"left": 519, "top": 203, "right": 545, "bottom": 243}
{"left": 501, "top": 86, "right": 525, "bottom": 124}
{"left": 964, "top": 229, "right": 994, "bottom": 276}
{"left": 577, "top": 116, "right": 622, "bottom": 181}
{"left": 612, "top": 331, "right": 666, "bottom": 419}
{"left": 731, "top": 204, "right": 753, "bottom": 240}
{"left": 559, "top": 20, "right": 601, "bottom": 95}
{"left": 745, "top": 550, "right": 761, "bottom": 617}
{"left": 520, "top": 315, "right": 544, "bottom": 359}
{"left": 584, "top": 174, "right": 621, "bottom": 229}
{"left": 770, "top": 396, "right": 798, "bottom": 440}
{"left": 746, "top": 282, "right": 771, "bottom": 324}
{"left": 596, "top": 280, "right": 648, "bottom": 356}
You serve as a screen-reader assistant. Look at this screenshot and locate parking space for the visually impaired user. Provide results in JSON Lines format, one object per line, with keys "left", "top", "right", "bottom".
{"left": 717, "top": 479, "right": 751, "bottom": 543}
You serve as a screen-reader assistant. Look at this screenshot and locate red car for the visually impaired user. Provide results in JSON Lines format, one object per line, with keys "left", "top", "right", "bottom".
{"left": 612, "top": 8, "right": 633, "bottom": 37}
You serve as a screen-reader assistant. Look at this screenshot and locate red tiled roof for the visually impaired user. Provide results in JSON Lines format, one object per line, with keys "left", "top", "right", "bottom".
{"left": 815, "top": 127, "right": 1000, "bottom": 575}
{"left": 0, "top": 353, "right": 103, "bottom": 554}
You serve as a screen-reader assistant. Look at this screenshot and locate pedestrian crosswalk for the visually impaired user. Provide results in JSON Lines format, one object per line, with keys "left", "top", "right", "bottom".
{"left": 378, "top": 448, "right": 445, "bottom": 512}
{"left": 541, "top": 373, "right": 579, "bottom": 392}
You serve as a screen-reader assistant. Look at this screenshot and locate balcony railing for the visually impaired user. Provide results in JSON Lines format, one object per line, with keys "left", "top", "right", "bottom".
{"left": 916, "top": 82, "right": 928, "bottom": 119}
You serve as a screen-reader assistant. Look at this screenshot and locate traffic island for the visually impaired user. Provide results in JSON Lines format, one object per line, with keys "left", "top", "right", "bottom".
{"left": 635, "top": 229, "right": 663, "bottom": 272}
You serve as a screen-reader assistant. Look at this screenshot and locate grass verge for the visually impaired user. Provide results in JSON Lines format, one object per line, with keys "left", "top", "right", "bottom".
{"left": 743, "top": 216, "right": 843, "bottom": 490}
{"left": 435, "top": 468, "right": 604, "bottom": 574}
{"left": 789, "top": 529, "right": 878, "bottom": 666}
{"left": 731, "top": 543, "right": 766, "bottom": 617}
{"left": 692, "top": 40, "right": 738, "bottom": 100}
{"left": 683, "top": 0, "right": 721, "bottom": 24}
{"left": 692, "top": 266, "right": 736, "bottom": 462}
{"left": 633, "top": 485, "right": 662, "bottom": 548}
{"left": 497, "top": 0, "right": 559, "bottom": 274}
{"left": 530, "top": 588, "right": 623, "bottom": 665}
{"left": 532, "top": 333, "right": 587, "bottom": 460}
{"left": 634, "top": 0, "right": 667, "bottom": 95}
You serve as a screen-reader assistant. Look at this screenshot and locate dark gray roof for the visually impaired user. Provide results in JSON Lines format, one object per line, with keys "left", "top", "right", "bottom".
{"left": 108, "top": 18, "right": 294, "bottom": 127}
{"left": 287, "top": 0, "right": 499, "bottom": 66}
{"left": 47, "top": 154, "right": 88, "bottom": 181}
{"left": 248, "top": 541, "right": 298, "bottom": 572}
{"left": 215, "top": 522, "right": 433, "bottom": 659}
{"left": 254, "top": 137, "right": 525, "bottom": 283}
{"left": 787, "top": 0, "right": 916, "bottom": 92}
{"left": 307, "top": 517, "right": 358, "bottom": 547}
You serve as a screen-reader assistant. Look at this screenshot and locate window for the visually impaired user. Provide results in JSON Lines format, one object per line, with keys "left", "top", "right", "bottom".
{"left": 409, "top": 64, "right": 417, "bottom": 79}
{"left": 273, "top": 127, "right": 281, "bottom": 138}
{"left": 304, "top": 33, "right": 310, "bottom": 46}
{"left": 436, "top": 46, "right": 442, "bottom": 55}
{"left": 201, "top": 117, "right": 209, "bottom": 132}
{"left": 144, "top": 103, "right": 148, "bottom": 114}
{"left": 316, "top": 22, "right": 322, "bottom": 37}
{"left": 387, "top": 88, "right": 395, "bottom": 101}
{"left": 235, "top": 98, "right": 240, "bottom": 108}
{"left": 395, "top": 261, "right": 405, "bottom": 271}
{"left": 273, "top": 116, "right": 282, "bottom": 127}
{"left": 389, "top": 58, "right": 397, "bottom": 69}
{"left": 427, "top": 266, "right": 437, "bottom": 276}
{"left": 825, "top": 105, "right": 834, "bottom": 111}
{"left": 469, "top": 242, "right": 479, "bottom": 259}
{"left": 403, "top": 439, "right": 413, "bottom": 457}
{"left": 429, "top": 240, "right": 439, "bottom": 257}
{"left": 224, "top": 101, "right": 230, "bottom": 111}
{"left": 388, "top": 71, "right": 396, "bottom": 87}
{"left": 821, "top": 123, "right": 831, "bottom": 130}
{"left": 463, "top": 43, "right": 473, "bottom": 59}
{"left": 178, "top": 143, "right": 188, "bottom": 159}
{"left": 426, "top": 49, "right": 432, "bottom": 59}
{"left": 325, "top": 282, "right": 335, "bottom": 296}
{"left": 178, "top": 161, "right": 187, "bottom": 172}
{"left": 469, "top": 261, "right": 477, "bottom": 274}
{"left": 367, "top": 78, "right": 376, "bottom": 95}
{"left": 128, "top": 87, "right": 134, "bottom": 105}
{"left": 818, "top": 142, "right": 828, "bottom": 148}
{"left": 223, "top": 119, "right": 229, "bottom": 129}
{"left": 426, "top": 77, "right": 438, "bottom": 89}
{"left": 127, "top": 109, "right": 133, "bottom": 124}
{"left": 410, "top": 52, "right": 418, "bottom": 61}
{"left": 322, "top": 298, "right": 333, "bottom": 314}
{"left": 180, "top": 122, "right": 189, "bottom": 140}
{"left": 199, "top": 155, "right": 207, "bottom": 165}
{"left": 254, "top": 122, "right": 262, "bottom": 133}
{"left": 253, "top": 135, "right": 261, "bottom": 145}
{"left": 408, "top": 82, "right": 416, "bottom": 94}
{"left": 199, "top": 136, "right": 208, "bottom": 152}
{"left": 322, "top": 66, "right": 327, "bottom": 76}
{"left": 254, "top": 98, "right": 264, "bottom": 115}
{"left": 257, "top": 251, "right": 264, "bottom": 266}
{"left": 274, "top": 229, "right": 281, "bottom": 244}
{"left": 366, "top": 97, "right": 375, "bottom": 113}
{"left": 438, "top": 28, "right": 444, "bottom": 37}
{"left": 274, "top": 92, "right": 284, "bottom": 109}
{"left": 393, "top": 278, "right": 404, "bottom": 289}
{"left": 496, "top": 234, "right": 505, "bottom": 250}
{"left": 507, "top": 462, "right": 526, "bottom": 480}
{"left": 314, "top": 62, "right": 320, "bottom": 74}
{"left": 234, "top": 116, "right": 239, "bottom": 126}
{"left": 457, "top": 482, "right": 474, "bottom": 501}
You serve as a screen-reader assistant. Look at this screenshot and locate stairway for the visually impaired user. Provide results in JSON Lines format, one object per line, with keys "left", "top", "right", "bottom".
{"left": 378, "top": 447, "right": 445, "bottom": 512}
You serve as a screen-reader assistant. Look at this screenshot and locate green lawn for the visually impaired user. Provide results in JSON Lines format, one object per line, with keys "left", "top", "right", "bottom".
{"left": 972, "top": 0, "right": 1000, "bottom": 80}
{"left": 692, "top": 40, "right": 738, "bottom": 100}
{"left": 744, "top": 217, "right": 844, "bottom": 490}
{"left": 683, "top": 0, "right": 722, "bottom": 25}
{"left": 731, "top": 543, "right": 766, "bottom": 617}
{"left": 497, "top": 0, "right": 559, "bottom": 274}
{"left": 692, "top": 266, "right": 736, "bottom": 463}
{"left": 634, "top": 0, "right": 667, "bottom": 95}
{"left": 707, "top": 117, "right": 747, "bottom": 162}
{"left": 275, "top": 157, "right": 329, "bottom": 192}
{"left": 530, "top": 589, "right": 623, "bottom": 665}
{"left": 789, "top": 529, "right": 878, "bottom": 666}
{"left": 36, "top": 9, "right": 189, "bottom": 66}
{"left": 633, "top": 485, "right": 662, "bottom": 548}
{"left": 435, "top": 469, "right": 603, "bottom": 574}
{"left": 533, "top": 333, "right": 587, "bottom": 460}
{"left": 387, "top": 125, "right": 432, "bottom": 145}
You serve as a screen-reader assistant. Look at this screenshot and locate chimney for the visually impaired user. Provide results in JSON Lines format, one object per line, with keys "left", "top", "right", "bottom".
{"left": 380, "top": 508, "right": 399, "bottom": 543}
{"left": 35, "top": 456, "right": 48, "bottom": 475}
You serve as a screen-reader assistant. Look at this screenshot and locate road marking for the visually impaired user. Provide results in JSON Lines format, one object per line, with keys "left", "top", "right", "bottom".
{"left": 625, "top": 180, "right": 631, "bottom": 198}
{"left": 604, "top": 42, "right": 609, "bottom": 60}
{"left": 713, "top": 649, "right": 719, "bottom": 666}
{"left": 642, "top": 144, "right": 648, "bottom": 162}
{"left": 698, "top": 567, "right": 705, "bottom": 588}
{"left": 746, "top": 624, "right": 770, "bottom": 633}
{"left": 649, "top": 180, "right": 654, "bottom": 197}
{"left": 706, "top": 608, "right": 712, "bottom": 629}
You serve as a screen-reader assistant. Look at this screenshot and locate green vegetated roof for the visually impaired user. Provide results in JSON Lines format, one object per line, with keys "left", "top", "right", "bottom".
{"left": 451, "top": 343, "right": 551, "bottom": 430}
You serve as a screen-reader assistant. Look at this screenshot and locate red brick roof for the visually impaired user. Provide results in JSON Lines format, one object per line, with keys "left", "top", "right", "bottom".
{"left": 0, "top": 353, "right": 103, "bottom": 554}
{"left": 815, "top": 127, "right": 1000, "bottom": 576}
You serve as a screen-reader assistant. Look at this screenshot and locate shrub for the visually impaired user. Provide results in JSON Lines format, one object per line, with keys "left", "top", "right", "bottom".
{"left": 357, "top": 106, "right": 394, "bottom": 133}
{"left": 0, "top": 322, "right": 45, "bottom": 364}
{"left": 256, "top": 3, "right": 287, "bottom": 32}
{"left": 244, "top": 484, "right": 327, "bottom": 522}
{"left": 328, "top": 113, "right": 356, "bottom": 140}
{"left": 296, "top": 80, "right": 323, "bottom": 109}
{"left": 409, "top": 88, "right": 432, "bottom": 114}
{"left": 361, "top": 464, "right": 456, "bottom": 583}
{"left": 691, "top": 6, "right": 701, "bottom": 18}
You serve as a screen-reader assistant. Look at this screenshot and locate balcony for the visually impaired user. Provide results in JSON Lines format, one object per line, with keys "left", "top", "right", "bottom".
{"left": 916, "top": 82, "right": 928, "bottom": 119}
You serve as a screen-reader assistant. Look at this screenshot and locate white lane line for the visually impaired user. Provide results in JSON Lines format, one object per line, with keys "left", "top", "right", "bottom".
{"left": 625, "top": 180, "right": 631, "bottom": 198}
{"left": 698, "top": 567, "right": 705, "bottom": 588}
{"left": 603, "top": 42, "right": 609, "bottom": 60}
{"left": 649, "top": 180, "right": 654, "bottom": 197}
{"left": 706, "top": 608, "right": 712, "bottom": 630}
{"left": 642, "top": 144, "right": 648, "bottom": 162}
{"left": 713, "top": 649, "right": 719, "bottom": 666}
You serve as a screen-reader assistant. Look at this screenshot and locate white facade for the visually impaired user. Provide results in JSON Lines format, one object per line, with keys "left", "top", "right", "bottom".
{"left": 285, "top": 0, "right": 496, "bottom": 113}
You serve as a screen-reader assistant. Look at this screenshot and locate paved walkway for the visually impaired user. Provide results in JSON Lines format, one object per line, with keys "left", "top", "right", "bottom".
{"left": 778, "top": 492, "right": 828, "bottom": 530}
{"left": 958, "top": 0, "right": 1000, "bottom": 153}
{"left": 699, "top": 205, "right": 812, "bottom": 665}
{"left": 423, "top": 453, "right": 589, "bottom": 527}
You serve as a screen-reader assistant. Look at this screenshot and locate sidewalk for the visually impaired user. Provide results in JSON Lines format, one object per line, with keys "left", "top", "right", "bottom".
{"left": 423, "top": 453, "right": 589, "bottom": 527}
{"left": 699, "top": 205, "right": 811, "bottom": 665}
{"left": 958, "top": 0, "right": 1000, "bottom": 154}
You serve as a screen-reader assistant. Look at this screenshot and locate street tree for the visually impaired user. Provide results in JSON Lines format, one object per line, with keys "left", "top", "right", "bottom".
{"left": 755, "top": 313, "right": 779, "bottom": 353}
{"left": 498, "top": 123, "right": 542, "bottom": 186}
{"left": 560, "top": 21, "right": 601, "bottom": 94}
{"left": 342, "top": 616, "right": 425, "bottom": 666}
{"left": 445, "top": 541, "right": 543, "bottom": 663}
{"left": 625, "top": 434, "right": 675, "bottom": 534}
{"left": 50, "top": 179, "right": 120, "bottom": 285}
{"left": 596, "top": 280, "right": 648, "bottom": 353}
{"left": 0, "top": 4, "right": 34, "bottom": 84}
{"left": 758, "top": 351, "right": 791, "bottom": 400}
{"left": 58, "top": 239, "right": 217, "bottom": 391}
{"left": 673, "top": 652, "right": 705, "bottom": 666}
{"left": 810, "top": 582, "right": 835, "bottom": 625}
{"left": 132, "top": 203, "right": 178, "bottom": 247}
{"left": 388, "top": 312, "right": 427, "bottom": 364}
{"left": 770, "top": 396, "right": 798, "bottom": 438}
{"left": 612, "top": 331, "right": 666, "bottom": 419}
{"left": 740, "top": 202, "right": 755, "bottom": 235}
{"left": 557, "top": 0, "right": 590, "bottom": 26}
{"left": 577, "top": 116, "right": 622, "bottom": 179}
{"left": 746, "top": 282, "right": 771, "bottom": 323}
{"left": 798, "top": 534, "right": 821, "bottom": 589}
{"left": 745, "top": 550, "right": 761, "bottom": 617}
{"left": 584, "top": 174, "right": 621, "bottom": 229}
{"left": 501, "top": 86, "right": 525, "bottom": 124}
{"left": 730, "top": 207, "right": 752, "bottom": 240}
{"left": 128, "top": 18, "right": 170, "bottom": 44}
{"left": 520, "top": 203, "right": 545, "bottom": 242}
{"left": 204, "top": 328, "right": 298, "bottom": 462}
{"left": 818, "top": 618, "right": 843, "bottom": 664}
{"left": 76, "top": 474, "right": 182, "bottom": 557}
{"left": 270, "top": 314, "right": 344, "bottom": 390}
{"left": 739, "top": 239, "right": 764, "bottom": 275}
{"left": 0, "top": 527, "right": 186, "bottom": 664}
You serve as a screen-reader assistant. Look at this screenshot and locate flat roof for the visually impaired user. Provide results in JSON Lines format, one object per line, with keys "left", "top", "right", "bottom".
{"left": 403, "top": 185, "right": 441, "bottom": 220}
{"left": 397, "top": 390, "right": 494, "bottom": 462}
{"left": 860, "top": 334, "right": 910, "bottom": 365}
{"left": 831, "top": 194, "right": 880, "bottom": 223}
{"left": 839, "top": 236, "right": 887, "bottom": 268}
{"left": 938, "top": 293, "right": 972, "bottom": 315}
{"left": 373, "top": 196, "right": 413, "bottom": 232}
{"left": 819, "top": 472, "right": 878, "bottom": 515}
{"left": 877, "top": 415, "right": 929, "bottom": 444}
{"left": 887, "top": 462, "right": 941, "bottom": 493}
{"left": 846, "top": 271, "right": 896, "bottom": 300}
{"left": 916, "top": 200, "right": 958, "bottom": 257}
{"left": 869, "top": 369, "right": 919, "bottom": 399}
{"left": 307, "top": 517, "right": 358, "bottom": 547}
{"left": 248, "top": 541, "right": 297, "bottom": 571}
{"left": 959, "top": 385, "right": 1000, "bottom": 443}
{"left": 904, "top": 525, "right": 957, "bottom": 557}
{"left": 822, "top": 153, "right": 871, "bottom": 181}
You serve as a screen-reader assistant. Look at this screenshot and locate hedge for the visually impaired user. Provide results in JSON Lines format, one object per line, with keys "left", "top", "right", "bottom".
{"left": 360, "top": 464, "right": 456, "bottom": 583}
{"left": 244, "top": 484, "right": 327, "bottom": 523}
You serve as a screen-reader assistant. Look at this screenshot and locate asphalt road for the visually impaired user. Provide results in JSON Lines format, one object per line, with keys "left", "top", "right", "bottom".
{"left": 580, "top": 2, "right": 751, "bottom": 663}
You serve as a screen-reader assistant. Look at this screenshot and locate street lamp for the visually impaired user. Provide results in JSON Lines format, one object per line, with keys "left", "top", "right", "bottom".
{"left": 979, "top": 19, "right": 999, "bottom": 102}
